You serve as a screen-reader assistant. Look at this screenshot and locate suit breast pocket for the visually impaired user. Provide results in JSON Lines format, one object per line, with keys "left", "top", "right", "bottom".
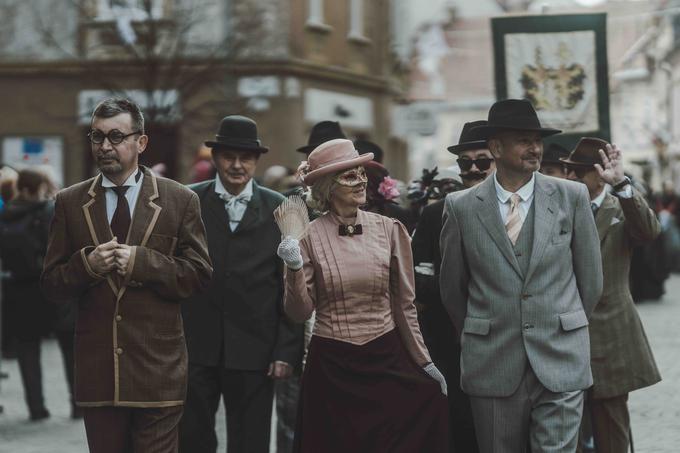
{"left": 146, "top": 234, "right": 178, "bottom": 256}
{"left": 552, "top": 218, "right": 572, "bottom": 246}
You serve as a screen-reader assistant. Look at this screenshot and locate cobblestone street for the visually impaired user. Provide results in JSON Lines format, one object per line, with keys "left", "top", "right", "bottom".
{"left": 1, "top": 276, "right": 679, "bottom": 453}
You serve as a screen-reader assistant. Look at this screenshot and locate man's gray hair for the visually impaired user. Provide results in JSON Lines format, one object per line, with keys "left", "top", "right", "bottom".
{"left": 91, "top": 98, "right": 145, "bottom": 134}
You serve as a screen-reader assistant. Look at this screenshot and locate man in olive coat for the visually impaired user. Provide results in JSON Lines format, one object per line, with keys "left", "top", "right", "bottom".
{"left": 41, "top": 98, "right": 213, "bottom": 453}
{"left": 564, "top": 138, "right": 661, "bottom": 453}
{"left": 179, "top": 115, "right": 302, "bottom": 453}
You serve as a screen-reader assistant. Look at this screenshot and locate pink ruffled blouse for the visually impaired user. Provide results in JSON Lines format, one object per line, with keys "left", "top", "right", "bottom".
{"left": 284, "top": 209, "right": 431, "bottom": 366}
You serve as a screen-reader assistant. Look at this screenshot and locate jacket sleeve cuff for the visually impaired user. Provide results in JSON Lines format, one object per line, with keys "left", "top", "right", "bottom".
{"left": 80, "top": 247, "right": 107, "bottom": 281}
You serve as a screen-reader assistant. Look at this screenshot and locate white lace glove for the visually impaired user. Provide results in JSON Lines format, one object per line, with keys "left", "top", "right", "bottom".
{"left": 277, "top": 236, "right": 303, "bottom": 270}
{"left": 423, "top": 362, "right": 447, "bottom": 396}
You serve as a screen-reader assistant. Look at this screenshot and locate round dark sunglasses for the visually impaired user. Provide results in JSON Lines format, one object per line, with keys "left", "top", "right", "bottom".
{"left": 457, "top": 158, "right": 494, "bottom": 172}
{"left": 88, "top": 129, "right": 141, "bottom": 145}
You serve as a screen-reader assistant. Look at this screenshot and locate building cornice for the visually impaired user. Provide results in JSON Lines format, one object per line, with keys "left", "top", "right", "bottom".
{"left": 0, "top": 57, "right": 403, "bottom": 95}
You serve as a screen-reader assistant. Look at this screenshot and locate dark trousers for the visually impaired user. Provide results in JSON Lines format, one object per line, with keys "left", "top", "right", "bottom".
{"left": 590, "top": 393, "right": 630, "bottom": 453}
{"left": 16, "top": 338, "right": 46, "bottom": 418}
{"left": 55, "top": 330, "right": 76, "bottom": 412}
{"left": 179, "top": 364, "right": 274, "bottom": 453}
{"left": 275, "top": 376, "right": 300, "bottom": 453}
{"left": 83, "top": 405, "right": 183, "bottom": 453}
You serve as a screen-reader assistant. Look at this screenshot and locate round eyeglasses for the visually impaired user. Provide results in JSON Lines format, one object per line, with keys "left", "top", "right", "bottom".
{"left": 88, "top": 129, "right": 141, "bottom": 145}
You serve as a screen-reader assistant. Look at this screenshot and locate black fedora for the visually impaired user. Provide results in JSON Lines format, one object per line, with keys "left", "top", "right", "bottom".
{"left": 297, "top": 121, "right": 346, "bottom": 154}
{"left": 541, "top": 142, "right": 569, "bottom": 165}
{"left": 354, "top": 139, "right": 384, "bottom": 163}
{"left": 205, "top": 115, "right": 269, "bottom": 153}
{"left": 447, "top": 120, "right": 489, "bottom": 155}
{"left": 471, "top": 99, "right": 561, "bottom": 139}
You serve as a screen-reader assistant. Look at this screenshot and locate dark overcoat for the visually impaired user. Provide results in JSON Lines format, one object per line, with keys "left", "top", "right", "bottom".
{"left": 41, "top": 167, "right": 213, "bottom": 407}
{"left": 183, "top": 180, "right": 302, "bottom": 370}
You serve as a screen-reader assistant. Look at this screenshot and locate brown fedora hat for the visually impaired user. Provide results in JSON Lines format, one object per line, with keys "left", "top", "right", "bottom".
{"left": 299, "top": 139, "right": 373, "bottom": 186}
{"left": 560, "top": 137, "right": 609, "bottom": 167}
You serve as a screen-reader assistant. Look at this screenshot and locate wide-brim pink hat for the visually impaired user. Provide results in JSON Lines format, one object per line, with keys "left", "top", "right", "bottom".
{"left": 299, "top": 139, "right": 374, "bottom": 186}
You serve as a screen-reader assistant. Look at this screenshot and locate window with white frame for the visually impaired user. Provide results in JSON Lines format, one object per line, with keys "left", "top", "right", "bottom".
{"left": 307, "top": 0, "right": 325, "bottom": 26}
{"left": 348, "top": 0, "right": 366, "bottom": 40}
{"left": 96, "top": 0, "right": 164, "bottom": 21}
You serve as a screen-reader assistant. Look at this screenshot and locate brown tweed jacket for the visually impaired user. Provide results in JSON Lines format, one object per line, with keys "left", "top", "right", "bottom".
{"left": 41, "top": 167, "right": 212, "bottom": 407}
{"left": 589, "top": 189, "right": 661, "bottom": 399}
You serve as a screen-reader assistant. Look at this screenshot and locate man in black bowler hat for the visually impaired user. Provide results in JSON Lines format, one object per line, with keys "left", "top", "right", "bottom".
{"left": 411, "top": 120, "right": 491, "bottom": 453}
{"left": 540, "top": 143, "right": 569, "bottom": 179}
{"left": 179, "top": 115, "right": 303, "bottom": 453}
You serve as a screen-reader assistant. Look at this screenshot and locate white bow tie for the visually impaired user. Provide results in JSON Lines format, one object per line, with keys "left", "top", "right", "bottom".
{"left": 221, "top": 193, "right": 250, "bottom": 205}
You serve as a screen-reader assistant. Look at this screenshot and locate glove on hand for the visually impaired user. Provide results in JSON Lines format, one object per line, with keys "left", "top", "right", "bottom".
{"left": 423, "top": 362, "right": 447, "bottom": 396}
{"left": 277, "top": 236, "right": 303, "bottom": 270}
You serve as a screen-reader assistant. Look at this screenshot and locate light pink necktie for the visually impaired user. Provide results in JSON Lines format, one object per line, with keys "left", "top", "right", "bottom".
{"left": 506, "top": 194, "right": 523, "bottom": 245}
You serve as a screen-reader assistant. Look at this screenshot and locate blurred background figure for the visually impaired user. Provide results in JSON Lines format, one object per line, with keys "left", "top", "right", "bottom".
{"left": 0, "top": 168, "right": 77, "bottom": 421}
{"left": 262, "top": 165, "right": 300, "bottom": 194}
{"left": 191, "top": 146, "right": 217, "bottom": 184}
{"left": 540, "top": 143, "right": 569, "bottom": 178}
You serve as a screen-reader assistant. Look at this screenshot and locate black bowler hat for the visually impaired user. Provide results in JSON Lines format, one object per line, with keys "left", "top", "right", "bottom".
{"left": 471, "top": 99, "right": 561, "bottom": 139}
{"left": 447, "top": 120, "right": 489, "bottom": 155}
{"left": 560, "top": 137, "right": 609, "bottom": 167}
{"left": 297, "top": 121, "right": 346, "bottom": 154}
{"left": 205, "top": 115, "right": 269, "bottom": 153}
{"left": 542, "top": 143, "right": 569, "bottom": 165}
{"left": 354, "top": 139, "right": 384, "bottom": 163}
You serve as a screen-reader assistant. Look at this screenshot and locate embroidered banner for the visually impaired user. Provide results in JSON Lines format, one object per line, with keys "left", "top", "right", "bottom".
{"left": 492, "top": 13, "right": 610, "bottom": 146}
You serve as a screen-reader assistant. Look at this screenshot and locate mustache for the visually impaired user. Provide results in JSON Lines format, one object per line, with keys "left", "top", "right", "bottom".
{"left": 97, "top": 153, "right": 119, "bottom": 161}
{"left": 523, "top": 153, "right": 541, "bottom": 160}
{"left": 460, "top": 172, "right": 486, "bottom": 181}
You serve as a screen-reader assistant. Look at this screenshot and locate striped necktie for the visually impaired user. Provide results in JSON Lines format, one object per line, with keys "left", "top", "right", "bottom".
{"left": 505, "top": 193, "right": 523, "bottom": 246}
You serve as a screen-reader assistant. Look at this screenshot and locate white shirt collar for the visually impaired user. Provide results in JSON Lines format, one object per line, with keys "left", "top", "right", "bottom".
{"left": 494, "top": 172, "right": 535, "bottom": 204}
{"left": 214, "top": 176, "right": 253, "bottom": 201}
{"left": 591, "top": 184, "right": 610, "bottom": 208}
{"left": 101, "top": 168, "right": 143, "bottom": 188}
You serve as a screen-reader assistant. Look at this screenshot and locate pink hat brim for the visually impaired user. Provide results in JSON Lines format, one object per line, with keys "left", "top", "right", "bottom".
{"left": 303, "top": 153, "right": 374, "bottom": 185}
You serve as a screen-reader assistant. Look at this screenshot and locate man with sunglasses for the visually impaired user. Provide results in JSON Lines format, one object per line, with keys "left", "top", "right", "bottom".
{"left": 410, "top": 120, "right": 491, "bottom": 453}
{"left": 41, "top": 98, "right": 213, "bottom": 453}
{"left": 440, "top": 99, "right": 603, "bottom": 453}
{"left": 179, "top": 115, "right": 302, "bottom": 453}
{"left": 562, "top": 138, "right": 661, "bottom": 453}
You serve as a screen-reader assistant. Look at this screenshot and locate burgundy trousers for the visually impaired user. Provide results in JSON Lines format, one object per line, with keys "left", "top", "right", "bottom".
{"left": 82, "top": 405, "right": 183, "bottom": 453}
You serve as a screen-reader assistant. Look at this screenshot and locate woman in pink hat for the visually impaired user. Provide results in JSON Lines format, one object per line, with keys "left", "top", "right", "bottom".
{"left": 277, "top": 139, "right": 448, "bottom": 452}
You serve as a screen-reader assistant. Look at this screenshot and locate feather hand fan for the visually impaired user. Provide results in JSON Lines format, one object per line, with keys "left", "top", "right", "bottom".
{"left": 274, "top": 195, "right": 310, "bottom": 240}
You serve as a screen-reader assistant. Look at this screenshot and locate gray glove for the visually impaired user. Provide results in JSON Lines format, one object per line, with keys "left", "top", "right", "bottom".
{"left": 423, "top": 362, "right": 447, "bottom": 396}
{"left": 277, "top": 236, "right": 303, "bottom": 270}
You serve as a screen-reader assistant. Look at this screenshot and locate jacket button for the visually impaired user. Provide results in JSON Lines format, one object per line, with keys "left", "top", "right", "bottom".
{"left": 521, "top": 294, "right": 531, "bottom": 300}
{"left": 523, "top": 323, "right": 534, "bottom": 330}
{"left": 116, "top": 348, "right": 123, "bottom": 355}
{"left": 115, "top": 315, "right": 122, "bottom": 322}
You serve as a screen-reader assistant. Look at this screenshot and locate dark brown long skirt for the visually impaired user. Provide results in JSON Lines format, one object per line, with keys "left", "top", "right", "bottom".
{"left": 293, "top": 330, "right": 449, "bottom": 453}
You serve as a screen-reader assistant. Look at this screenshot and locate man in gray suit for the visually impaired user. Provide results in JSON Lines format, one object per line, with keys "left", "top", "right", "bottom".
{"left": 440, "top": 99, "right": 603, "bottom": 453}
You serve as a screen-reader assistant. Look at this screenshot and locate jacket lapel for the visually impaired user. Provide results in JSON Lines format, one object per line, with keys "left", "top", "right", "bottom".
{"left": 82, "top": 175, "right": 113, "bottom": 246}
{"left": 475, "top": 177, "right": 523, "bottom": 279}
{"left": 595, "top": 193, "right": 618, "bottom": 242}
{"left": 235, "top": 183, "right": 262, "bottom": 233}
{"left": 81, "top": 174, "right": 118, "bottom": 296}
{"left": 525, "top": 173, "right": 558, "bottom": 283}
{"left": 126, "top": 167, "right": 162, "bottom": 248}
{"left": 205, "top": 181, "right": 231, "bottom": 232}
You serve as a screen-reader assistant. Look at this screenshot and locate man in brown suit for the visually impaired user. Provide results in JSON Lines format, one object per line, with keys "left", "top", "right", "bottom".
{"left": 563, "top": 137, "right": 661, "bottom": 453}
{"left": 41, "top": 98, "right": 212, "bottom": 453}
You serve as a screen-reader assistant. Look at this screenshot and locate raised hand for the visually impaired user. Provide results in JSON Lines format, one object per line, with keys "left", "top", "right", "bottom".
{"left": 594, "top": 143, "right": 626, "bottom": 186}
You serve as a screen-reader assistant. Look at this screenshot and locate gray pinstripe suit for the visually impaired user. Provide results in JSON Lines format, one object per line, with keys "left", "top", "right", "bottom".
{"left": 440, "top": 172, "right": 603, "bottom": 452}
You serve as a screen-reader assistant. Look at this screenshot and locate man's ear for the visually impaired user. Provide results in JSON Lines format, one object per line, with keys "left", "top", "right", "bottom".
{"left": 137, "top": 134, "right": 149, "bottom": 153}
